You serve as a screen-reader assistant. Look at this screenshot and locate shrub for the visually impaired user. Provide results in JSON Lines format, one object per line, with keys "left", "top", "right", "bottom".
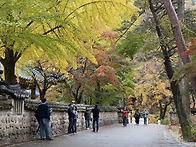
{"left": 148, "top": 114, "right": 158, "bottom": 124}
{"left": 161, "top": 117, "right": 169, "bottom": 125}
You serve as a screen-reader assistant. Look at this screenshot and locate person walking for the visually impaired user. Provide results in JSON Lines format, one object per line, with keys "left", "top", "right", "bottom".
{"left": 121, "top": 107, "right": 128, "bottom": 126}
{"left": 84, "top": 106, "right": 91, "bottom": 130}
{"left": 92, "top": 104, "right": 100, "bottom": 132}
{"left": 134, "top": 109, "right": 141, "bottom": 125}
{"left": 68, "top": 103, "right": 74, "bottom": 134}
{"left": 142, "top": 108, "right": 149, "bottom": 125}
{"left": 72, "top": 105, "right": 78, "bottom": 134}
{"left": 35, "top": 98, "right": 53, "bottom": 140}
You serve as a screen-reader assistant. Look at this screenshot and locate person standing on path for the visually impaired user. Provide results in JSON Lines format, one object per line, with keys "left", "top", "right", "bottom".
{"left": 142, "top": 108, "right": 149, "bottom": 125}
{"left": 35, "top": 98, "right": 53, "bottom": 140}
{"left": 121, "top": 107, "right": 128, "bottom": 126}
{"left": 134, "top": 109, "right": 141, "bottom": 125}
{"left": 68, "top": 103, "right": 74, "bottom": 134}
{"left": 84, "top": 106, "right": 91, "bottom": 130}
{"left": 92, "top": 104, "right": 100, "bottom": 132}
{"left": 72, "top": 105, "right": 78, "bottom": 134}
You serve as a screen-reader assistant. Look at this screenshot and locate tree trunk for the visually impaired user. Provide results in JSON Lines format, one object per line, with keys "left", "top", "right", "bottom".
{"left": 34, "top": 78, "right": 46, "bottom": 100}
{"left": 4, "top": 61, "right": 16, "bottom": 84}
{"left": 177, "top": 0, "right": 191, "bottom": 123}
{"left": 75, "top": 85, "right": 82, "bottom": 104}
{"left": 163, "top": 0, "right": 196, "bottom": 99}
{"left": 159, "top": 100, "right": 163, "bottom": 119}
{"left": 148, "top": 0, "right": 192, "bottom": 140}
{"left": 0, "top": 47, "right": 21, "bottom": 85}
{"left": 74, "top": 90, "right": 84, "bottom": 104}
{"left": 31, "top": 84, "right": 36, "bottom": 99}
{"left": 170, "top": 81, "right": 192, "bottom": 140}
{"left": 39, "top": 90, "right": 46, "bottom": 100}
{"left": 177, "top": 0, "right": 185, "bottom": 18}
{"left": 159, "top": 100, "right": 172, "bottom": 119}
{"left": 179, "top": 71, "right": 191, "bottom": 119}
{"left": 162, "top": 103, "right": 168, "bottom": 119}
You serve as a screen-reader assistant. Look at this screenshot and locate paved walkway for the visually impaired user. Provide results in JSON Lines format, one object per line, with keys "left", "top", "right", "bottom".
{"left": 8, "top": 123, "right": 194, "bottom": 147}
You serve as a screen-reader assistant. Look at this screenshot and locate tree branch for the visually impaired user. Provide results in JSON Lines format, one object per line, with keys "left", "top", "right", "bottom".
{"left": 116, "top": 11, "right": 145, "bottom": 43}
{"left": 25, "top": 21, "right": 34, "bottom": 29}
{"left": 42, "top": 25, "right": 63, "bottom": 35}
{"left": 14, "top": 51, "right": 22, "bottom": 62}
{"left": 46, "top": 22, "right": 60, "bottom": 38}
{"left": 63, "top": 79, "right": 77, "bottom": 98}
{"left": 0, "top": 3, "right": 6, "bottom": 9}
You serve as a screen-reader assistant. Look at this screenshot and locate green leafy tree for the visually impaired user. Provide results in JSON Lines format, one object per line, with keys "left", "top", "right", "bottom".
{"left": 121, "top": 0, "right": 195, "bottom": 140}
{"left": 146, "top": 0, "right": 193, "bottom": 140}
{"left": 163, "top": 0, "right": 196, "bottom": 99}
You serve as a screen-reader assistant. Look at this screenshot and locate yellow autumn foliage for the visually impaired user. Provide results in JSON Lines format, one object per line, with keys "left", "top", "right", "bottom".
{"left": 0, "top": 0, "right": 140, "bottom": 73}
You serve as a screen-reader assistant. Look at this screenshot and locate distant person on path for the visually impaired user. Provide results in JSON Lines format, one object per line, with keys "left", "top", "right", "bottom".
{"left": 134, "top": 109, "right": 141, "bottom": 125}
{"left": 72, "top": 105, "right": 78, "bottom": 134}
{"left": 121, "top": 107, "right": 128, "bottom": 126}
{"left": 84, "top": 106, "right": 91, "bottom": 130}
{"left": 92, "top": 104, "right": 100, "bottom": 132}
{"left": 35, "top": 98, "right": 53, "bottom": 140}
{"left": 68, "top": 103, "right": 74, "bottom": 134}
{"left": 142, "top": 108, "right": 149, "bottom": 125}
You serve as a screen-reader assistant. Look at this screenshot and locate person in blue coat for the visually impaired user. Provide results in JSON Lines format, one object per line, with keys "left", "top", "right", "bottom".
{"left": 68, "top": 103, "right": 74, "bottom": 134}
{"left": 92, "top": 104, "right": 100, "bottom": 132}
{"left": 35, "top": 98, "right": 53, "bottom": 140}
{"left": 134, "top": 109, "right": 141, "bottom": 125}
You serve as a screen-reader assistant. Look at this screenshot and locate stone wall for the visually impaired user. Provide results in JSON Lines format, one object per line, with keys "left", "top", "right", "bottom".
{"left": 169, "top": 110, "right": 196, "bottom": 125}
{"left": 0, "top": 99, "right": 119, "bottom": 146}
{"left": 169, "top": 112, "right": 179, "bottom": 125}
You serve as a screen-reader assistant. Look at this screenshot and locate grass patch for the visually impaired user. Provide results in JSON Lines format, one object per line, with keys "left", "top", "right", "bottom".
{"left": 190, "top": 123, "right": 196, "bottom": 140}
{"left": 161, "top": 117, "right": 169, "bottom": 125}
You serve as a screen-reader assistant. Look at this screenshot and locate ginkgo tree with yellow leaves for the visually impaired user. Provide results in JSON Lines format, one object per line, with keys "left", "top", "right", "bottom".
{"left": 0, "top": 0, "right": 139, "bottom": 85}
{"left": 133, "top": 53, "right": 173, "bottom": 120}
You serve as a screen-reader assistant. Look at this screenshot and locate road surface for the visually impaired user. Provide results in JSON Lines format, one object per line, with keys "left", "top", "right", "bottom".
{"left": 8, "top": 124, "right": 192, "bottom": 147}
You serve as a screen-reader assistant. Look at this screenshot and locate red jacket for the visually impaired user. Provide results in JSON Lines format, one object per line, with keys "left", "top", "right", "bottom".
{"left": 121, "top": 110, "right": 128, "bottom": 118}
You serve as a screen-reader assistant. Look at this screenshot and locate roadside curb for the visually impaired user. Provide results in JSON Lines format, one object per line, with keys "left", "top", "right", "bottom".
{"left": 168, "top": 125, "right": 196, "bottom": 147}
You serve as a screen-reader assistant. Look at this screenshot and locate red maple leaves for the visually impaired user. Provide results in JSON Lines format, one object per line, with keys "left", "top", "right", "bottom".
{"left": 181, "top": 38, "right": 196, "bottom": 56}
{"left": 82, "top": 30, "right": 121, "bottom": 89}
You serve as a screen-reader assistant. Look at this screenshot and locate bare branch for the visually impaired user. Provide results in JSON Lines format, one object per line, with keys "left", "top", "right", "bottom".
{"left": 46, "top": 22, "right": 60, "bottom": 38}
{"left": 25, "top": 21, "right": 34, "bottom": 29}
{"left": 43, "top": 25, "right": 63, "bottom": 35}
{"left": 0, "top": 3, "right": 6, "bottom": 9}
{"left": 116, "top": 11, "right": 145, "bottom": 43}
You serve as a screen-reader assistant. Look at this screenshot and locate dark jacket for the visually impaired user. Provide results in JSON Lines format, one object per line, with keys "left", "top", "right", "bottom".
{"left": 68, "top": 107, "right": 75, "bottom": 118}
{"left": 92, "top": 107, "right": 100, "bottom": 119}
{"left": 84, "top": 110, "right": 91, "bottom": 120}
{"left": 36, "top": 104, "right": 50, "bottom": 120}
{"left": 134, "top": 111, "right": 141, "bottom": 119}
